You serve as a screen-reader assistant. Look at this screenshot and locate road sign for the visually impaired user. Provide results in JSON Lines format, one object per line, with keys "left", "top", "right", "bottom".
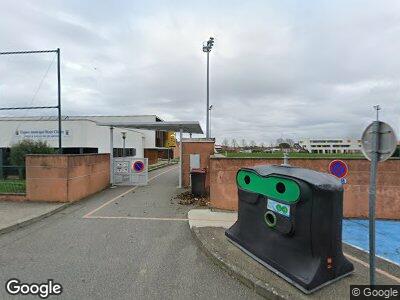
{"left": 328, "top": 160, "right": 348, "bottom": 178}
{"left": 361, "top": 121, "right": 397, "bottom": 162}
{"left": 361, "top": 120, "right": 397, "bottom": 285}
{"left": 132, "top": 160, "right": 145, "bottom": 172}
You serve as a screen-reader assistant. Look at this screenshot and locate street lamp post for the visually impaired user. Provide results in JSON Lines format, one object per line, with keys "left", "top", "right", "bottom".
{"left": 209, "top": 105, "right": 213, "bottom": 138}
{"left": 203, "top": 37, "right": 214, "bottom": 139}
{"left": 121, "top": 132, "right": 127, "bottom": 157}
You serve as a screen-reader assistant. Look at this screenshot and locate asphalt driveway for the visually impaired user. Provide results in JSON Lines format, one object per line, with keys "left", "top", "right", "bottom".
{"left": 0, "top": 165, "right": 261, "bottom": 299}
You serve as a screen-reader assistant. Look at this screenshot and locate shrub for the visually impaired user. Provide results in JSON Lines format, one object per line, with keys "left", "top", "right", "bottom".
{"left": 10, "top": 140, "right": 55, "bottom": 166}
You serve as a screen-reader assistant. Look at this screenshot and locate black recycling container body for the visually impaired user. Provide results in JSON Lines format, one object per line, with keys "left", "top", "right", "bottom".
{"left": 225, "top": 164, "right": 354, "bottom": 294}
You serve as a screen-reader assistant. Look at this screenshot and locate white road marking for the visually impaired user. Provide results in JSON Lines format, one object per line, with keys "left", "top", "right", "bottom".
{"left": 344, "top": 252, "right": 400, "bottom": 283}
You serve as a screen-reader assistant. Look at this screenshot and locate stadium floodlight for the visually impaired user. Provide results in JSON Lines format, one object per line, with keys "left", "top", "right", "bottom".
{"left": 202, "top": 37, "right": 215, "bottom": 138}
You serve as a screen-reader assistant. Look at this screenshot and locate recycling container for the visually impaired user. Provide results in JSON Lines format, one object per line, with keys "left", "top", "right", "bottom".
{"left": 225, "top": 164, "right": 354, "bottom": 293}
{"left": 191, "top": 168, "right": 206, "bottom": 197}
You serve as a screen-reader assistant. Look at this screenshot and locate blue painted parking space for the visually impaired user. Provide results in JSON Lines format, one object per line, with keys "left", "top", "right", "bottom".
{"left": 343, "top": 219, "right": 400, "bottom": 265}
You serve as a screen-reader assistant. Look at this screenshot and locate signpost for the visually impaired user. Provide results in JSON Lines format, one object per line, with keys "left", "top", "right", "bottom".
{"left": 361, "top": 107, "right": 397, "bottom": 285}
{"left": 114, "top": 157, "right": 148, "bottom": 186}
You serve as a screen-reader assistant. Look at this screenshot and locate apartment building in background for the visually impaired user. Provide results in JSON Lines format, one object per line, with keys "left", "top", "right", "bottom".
{"left": 299, "top": 138, "right": 362, "bottom": 154}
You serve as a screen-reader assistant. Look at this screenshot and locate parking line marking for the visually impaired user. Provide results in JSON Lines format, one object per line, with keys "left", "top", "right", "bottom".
{"left": 83, "top": 166, "right": 178, "bottom": 218}
{"left": 344, "top": 253, "right": 400, "bottom": 283}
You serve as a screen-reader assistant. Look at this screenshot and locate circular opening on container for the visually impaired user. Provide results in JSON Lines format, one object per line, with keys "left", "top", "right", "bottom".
{"left": 276, "top": 182, "right": 286, "bottom": 194}
{"left": 244, "top": 175, "right": 251, "bottom": 185}
{"left": 264, "top": 211, "right": 277, "bottom": 228}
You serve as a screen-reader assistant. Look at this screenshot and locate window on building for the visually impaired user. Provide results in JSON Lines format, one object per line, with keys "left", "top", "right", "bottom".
{"left": 113, "top": 148, "right": 136, "bottom": 157}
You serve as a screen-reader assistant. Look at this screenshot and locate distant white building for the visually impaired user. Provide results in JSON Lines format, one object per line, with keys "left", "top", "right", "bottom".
{"left": 299, "top": 138, "right": 362, "bottom": 154}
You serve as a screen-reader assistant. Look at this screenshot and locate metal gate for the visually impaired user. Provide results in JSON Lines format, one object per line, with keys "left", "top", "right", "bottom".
{"left": 113, "top": 157, "right": 148, "bottom": 186}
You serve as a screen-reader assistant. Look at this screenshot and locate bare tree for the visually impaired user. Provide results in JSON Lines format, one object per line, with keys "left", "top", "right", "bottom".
{"left": 241, "top": 139, "right": 247, "bottom": 148}
{"left": 276, "top": 138, "right": 284, "bottom": 146}
{"left": 285, "top": 138, "right": 295, "bottom": 147}
{"left": 222, "top": 138, "right": 229, "bottom": 147}
{"left": 231, "top": 138, "right": 238, "bottom": 149}
{"left": 249, "top": 140, "right": 256, "bottom": 148}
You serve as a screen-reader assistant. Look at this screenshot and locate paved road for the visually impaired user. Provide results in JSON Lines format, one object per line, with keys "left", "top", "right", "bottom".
{"left": 0, "top": 166, "right": 261, "bottom": 299}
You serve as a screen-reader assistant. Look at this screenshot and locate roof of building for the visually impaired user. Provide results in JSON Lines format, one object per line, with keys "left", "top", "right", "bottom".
{"left": 0, "top": 115, "right": 162, "bottom": 121}
{"left": 96, "top": 121, "right": 203, "bottom": 134}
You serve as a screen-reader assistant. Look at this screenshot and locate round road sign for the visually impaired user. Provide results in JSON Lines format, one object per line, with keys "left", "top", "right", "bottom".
{"left": 132, "top": 160, "right": 145, "bottom": 172}
{"left": 329, "top": 160, "right": 348, "bottom": 178}
{"left": 361, "top": 121, "right": 397, "bottom": 162}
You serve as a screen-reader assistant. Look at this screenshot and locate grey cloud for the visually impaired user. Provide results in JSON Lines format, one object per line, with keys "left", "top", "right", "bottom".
{"left": 1, "top": 0, "right": 400, "bottom": 144}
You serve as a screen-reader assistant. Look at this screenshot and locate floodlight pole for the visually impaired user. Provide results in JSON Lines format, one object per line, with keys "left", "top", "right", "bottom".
{"left": 209, "top": 105, "right": 213, "bottom": 138}
{"left": 206, "top": 51, "right": 210, "bottom": 138}
{"left": 57, "top": 48, "right": 62, "bottom": 154}
{"left": 203, "top": 37, "right": 214, "bottom": 139}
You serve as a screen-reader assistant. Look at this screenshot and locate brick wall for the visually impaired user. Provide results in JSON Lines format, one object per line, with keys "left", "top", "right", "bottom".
{"left": 182, "top": 139, "right": 215, "bottom": 190}
{"left": 26, "top": 154, "right": 110, "bottom": 202}
{"left": 209, "top": 157, "right": 400, "bottom": 219}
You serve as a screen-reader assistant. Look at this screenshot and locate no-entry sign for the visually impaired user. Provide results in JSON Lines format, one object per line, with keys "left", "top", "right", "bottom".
{"left": 328, "top": 160, "right": 348, "bottom": 179}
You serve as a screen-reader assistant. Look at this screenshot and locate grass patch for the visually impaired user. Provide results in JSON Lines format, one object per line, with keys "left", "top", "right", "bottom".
{"left": 0, "top": 179, "right": 26, "bottom": 194}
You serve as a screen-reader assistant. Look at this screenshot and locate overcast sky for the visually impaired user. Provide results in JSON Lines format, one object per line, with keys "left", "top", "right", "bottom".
{"left": 1, "top": 0, "right": 400, "bottom": 144}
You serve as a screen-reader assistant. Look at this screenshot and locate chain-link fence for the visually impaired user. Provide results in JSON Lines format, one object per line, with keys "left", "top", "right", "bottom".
{"left": 0, "top": 165, "right": 26, "bottom": 194}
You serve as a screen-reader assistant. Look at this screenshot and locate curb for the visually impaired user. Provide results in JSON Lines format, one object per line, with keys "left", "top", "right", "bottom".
{"left": 191, "top": 226, "right": 286, "bottom": 299}
{"left": 0, "top": 202, "right": 72, "bottom": 236}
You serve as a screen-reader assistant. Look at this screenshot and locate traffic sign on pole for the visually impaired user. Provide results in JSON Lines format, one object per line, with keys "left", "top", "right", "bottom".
{"left": 361, "top": 122, "right": 397, "bottom": 162}
{"left": 361, "top": 120, "right": 397, "bottom": 285}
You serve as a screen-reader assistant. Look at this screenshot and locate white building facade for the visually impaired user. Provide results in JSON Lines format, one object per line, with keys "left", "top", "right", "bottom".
{"left": 0, "top": 115, "right": 166, "bottom": 158}
{"left": 299, "top": 138, "right": 362, "bottom": 154}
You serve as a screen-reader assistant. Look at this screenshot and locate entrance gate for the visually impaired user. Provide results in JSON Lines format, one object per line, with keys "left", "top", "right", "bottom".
{"left": 113, "top": 157, "right": 148, "bottom": 186}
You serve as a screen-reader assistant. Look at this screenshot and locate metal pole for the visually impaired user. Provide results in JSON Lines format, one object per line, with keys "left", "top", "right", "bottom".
{"left": 0, "top": 148, "right": 3, "bottom": 180}
{"left": 57, "top": 48, "right": 62, "bottom": 154}
{"left": 179, "top": 128, "right": 183, "bottom": 188}
{"left": 209, "top": 106, "right": 212, "bottom": 138}
{"left": 368, "top": 120, "right": 380, "bottom": 285}
{"left": 110, "top": 126, "right": 114, "bottom": 185}
{"left": 123, "top": 137, "right": 126, "bottom": 157}
{"left": 206, "top": 51, "right": 210, "bottom": 139}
